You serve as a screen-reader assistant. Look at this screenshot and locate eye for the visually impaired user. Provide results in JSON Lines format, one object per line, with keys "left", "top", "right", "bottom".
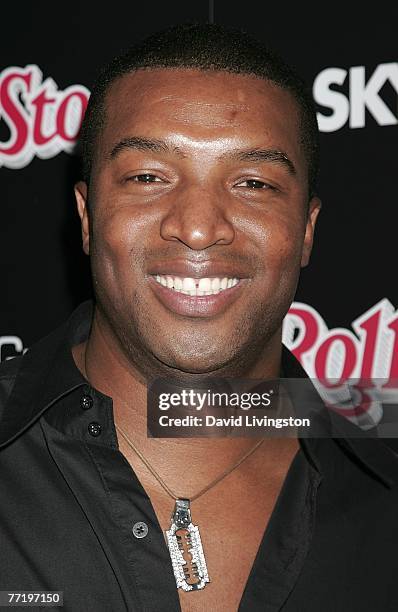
{"left": 129, "top": 173, "right": 163, "bottom": 183}
{"left": 235, "top": 179, "right": 272, "bottom": 189}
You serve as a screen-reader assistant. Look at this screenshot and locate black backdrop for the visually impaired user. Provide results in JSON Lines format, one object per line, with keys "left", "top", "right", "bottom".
{"left": 1, "top": 2, "right": 397, "bottom": 383}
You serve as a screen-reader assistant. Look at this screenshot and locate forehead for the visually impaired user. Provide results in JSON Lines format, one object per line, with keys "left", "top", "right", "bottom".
{"left": 100, "top": 68, "right": 303, "bottom": 161}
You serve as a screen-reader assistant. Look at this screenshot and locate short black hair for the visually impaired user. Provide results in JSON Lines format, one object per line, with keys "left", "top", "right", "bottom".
{"left": 80, "top": 23, "right": 319, "bottom": 196}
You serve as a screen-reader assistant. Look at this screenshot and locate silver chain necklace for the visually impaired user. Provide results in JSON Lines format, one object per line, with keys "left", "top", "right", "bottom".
{"left": 82, "top": 348, "right": 264, "bottom": 592}
{"left": 114, "top": 422, "right": 264, "bottom": 592}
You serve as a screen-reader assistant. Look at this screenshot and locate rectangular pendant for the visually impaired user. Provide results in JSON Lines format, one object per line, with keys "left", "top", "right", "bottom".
{"left": 165, "top": 498, "right": 210, "bottom": 592}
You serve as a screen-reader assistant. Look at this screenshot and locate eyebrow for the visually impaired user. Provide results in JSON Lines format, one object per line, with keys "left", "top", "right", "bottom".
{"left": 109, "top": 136, "right": 296, "bottom": 175}
{"left": 109, "top": 136, "right": 185, "bottom": 159}
{"left": 227, "top": 148, "right": 296, "bottom": 175}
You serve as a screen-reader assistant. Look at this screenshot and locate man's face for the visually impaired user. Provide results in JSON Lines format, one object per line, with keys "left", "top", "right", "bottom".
{"left": 76, "top": 68, "right": 320, "bottom": 376}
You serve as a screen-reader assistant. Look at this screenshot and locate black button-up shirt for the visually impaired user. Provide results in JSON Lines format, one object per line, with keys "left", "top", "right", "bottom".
{"left": 1, "top": 301, "right": 398, "bottom": 611}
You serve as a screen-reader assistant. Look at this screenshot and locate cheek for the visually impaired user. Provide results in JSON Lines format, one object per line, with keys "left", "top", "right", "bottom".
{"left": 249, "top": 213, "right": 305, "bottom": 274}
{"left": 269, "top": 228, "right": 305, "bottom": 314}
{"left": 273, "top": 226, "right": 304, "bottom": 268}
{"left": 90, "top": 210, "right": 148, "bottom": 296}
{"left": 246, "top": 215, "right": 306, "bottom": 317}
{"left": 97, "top": 209, "right": 133, "bottom": 249}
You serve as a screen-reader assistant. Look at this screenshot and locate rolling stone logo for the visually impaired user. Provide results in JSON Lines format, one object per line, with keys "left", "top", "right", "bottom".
{"left": 283, "top": 298, "right": 398, "bottom": 427}
{"left": 0, "top": 64, "right": 89, "bottom": 169}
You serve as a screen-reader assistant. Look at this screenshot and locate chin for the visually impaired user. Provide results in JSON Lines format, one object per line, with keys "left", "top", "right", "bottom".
{"left": 153, "top": 344, "right": 233, "bottom": 376}
{"left": 166, "top": 360, "right": 225, "bottom": 375}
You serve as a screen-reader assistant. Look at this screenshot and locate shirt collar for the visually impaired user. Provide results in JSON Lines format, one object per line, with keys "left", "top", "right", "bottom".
{"left": 1, "top": 300, "right": 396, "bottom": 488}
{"left": 0, "top": 301, "right": 91, "bottom": 449}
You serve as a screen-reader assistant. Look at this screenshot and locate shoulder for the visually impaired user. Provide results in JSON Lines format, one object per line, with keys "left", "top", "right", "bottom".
{"left": 0, "top": 303, "right": 93, "bottom": 449}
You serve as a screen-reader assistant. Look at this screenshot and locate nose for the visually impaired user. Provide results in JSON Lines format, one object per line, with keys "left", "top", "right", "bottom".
{"left": 160, "top": 185, "right": 235, "bottom": 250}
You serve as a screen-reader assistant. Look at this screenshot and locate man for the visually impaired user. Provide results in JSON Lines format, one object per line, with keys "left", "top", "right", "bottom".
{"left": 1, "top": 23, "right": 397, "bottom": 612}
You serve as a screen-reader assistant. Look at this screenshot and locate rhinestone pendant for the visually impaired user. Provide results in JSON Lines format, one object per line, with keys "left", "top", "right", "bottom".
{"left": 165, "top": 498, "right": 210, "bottom": 591}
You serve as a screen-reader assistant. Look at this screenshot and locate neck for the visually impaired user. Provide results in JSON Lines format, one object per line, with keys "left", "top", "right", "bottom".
{"left": 76, "top": 304, "right": 283, "bottom": 399}
{"left": 71, "top": 304, "right": 292, "bottom": 498}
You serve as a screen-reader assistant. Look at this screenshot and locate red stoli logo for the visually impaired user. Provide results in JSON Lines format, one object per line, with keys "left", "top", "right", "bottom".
{"left": 0, "top": 64, "right": 89, "bottom": 168}
{"left": 283, "top": 299, "right": 398, "bottom": 426}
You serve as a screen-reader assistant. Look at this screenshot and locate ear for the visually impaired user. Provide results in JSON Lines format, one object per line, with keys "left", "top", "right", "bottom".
{"left": 74, "top": 181, "right": 90, "bottom": 255}
{"left": 301, "top": 196, "right": 321, "bottom": 268}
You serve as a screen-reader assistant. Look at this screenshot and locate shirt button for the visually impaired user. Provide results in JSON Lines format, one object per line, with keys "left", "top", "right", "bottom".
{"left": 132, "top": 521, "right": 148, "bottom": 539}
{"left": 88, "top": 422, "right": 102, "bottom": 437}
{"left": 80, "top": 394, "right": 94, "bottom": 410}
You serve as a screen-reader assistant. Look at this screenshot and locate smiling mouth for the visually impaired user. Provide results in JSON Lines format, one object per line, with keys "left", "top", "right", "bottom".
{"left": 152, "top": 274, "right": 240, "bottom": 297}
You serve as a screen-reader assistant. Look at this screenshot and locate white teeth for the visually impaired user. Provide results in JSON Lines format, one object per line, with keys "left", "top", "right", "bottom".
{"left": 182, "top": 277, "right": 196, "bottom": 291}
{"left": 211, "top": 278, "right": 220, "bottom": 291}
{"left": 198, "top": 278, "right": 212, "bottom": 292}
{"left": 153, "top": 275, "right": 240, "bottom": 295}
